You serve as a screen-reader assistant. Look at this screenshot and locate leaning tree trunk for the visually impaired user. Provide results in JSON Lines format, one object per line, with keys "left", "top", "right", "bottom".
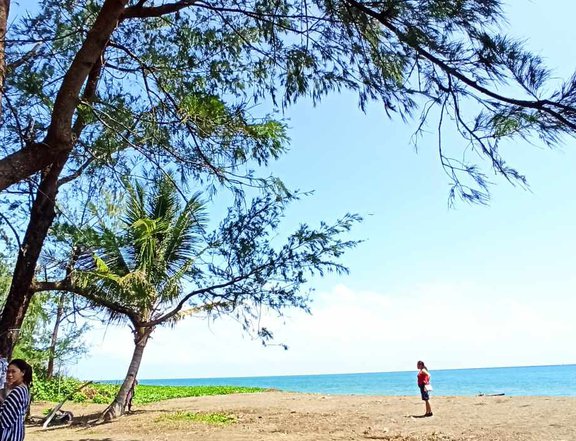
{"left": 100, "top": 325, "right": 153, "bottom": 421}
{"left": 0, "top": 29, "right": 106, "bottom": 356}
{"left": 0, "top": 156, "right": 67, "bottom": 358}
{"left": 0, "top": 0, "right": 10, "bottom": 117}
{"left": 46, "top": 292, "right": 66, "bottom": 379}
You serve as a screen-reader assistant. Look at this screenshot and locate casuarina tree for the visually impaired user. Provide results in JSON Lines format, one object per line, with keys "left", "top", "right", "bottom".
{"left": 1, "top": 1, "right": 576, "bottom": 366}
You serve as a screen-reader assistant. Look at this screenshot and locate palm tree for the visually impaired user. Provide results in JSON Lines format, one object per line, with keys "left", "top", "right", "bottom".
{"left": 74, "top": 176, "right": 208, "bottom": 420}
{"left": 33, "top": 175, "right": 360, "bottom": 421}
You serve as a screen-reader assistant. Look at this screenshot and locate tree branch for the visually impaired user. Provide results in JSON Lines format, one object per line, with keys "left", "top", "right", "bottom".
{"left": 0, "top": 211, "right": 21, "bottom": 250}
{"left": 144, "top": 262, "right": 276, "bottom": 328}
{"left": 6, "top": 43, "right": 43, "bottom": 71}
{"left": 0, "top": 0, "right": 10, "bottom": 118}
{"left": 57, "top": 156, "right": 96, "bottom": 187}
{"left": 30, "top": 279, "right": 140, "bottom": 325}
{"left": 343, "top": 0, "right": 576, "bottom": 131}
{"left": 122, "top": 0, "right": 197, "bottom": 20}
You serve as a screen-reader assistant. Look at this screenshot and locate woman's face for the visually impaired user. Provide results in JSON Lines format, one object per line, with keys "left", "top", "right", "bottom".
{"left": 6, "top": 364, "right": 25, "bottom": 387}
{"left": 417, "top": 362, "right": 423, "bottom": 369}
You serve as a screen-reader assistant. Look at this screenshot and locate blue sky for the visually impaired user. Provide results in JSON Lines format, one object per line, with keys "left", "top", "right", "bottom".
{"left": 69, "top": 1, "right": 576, "bottom": 380}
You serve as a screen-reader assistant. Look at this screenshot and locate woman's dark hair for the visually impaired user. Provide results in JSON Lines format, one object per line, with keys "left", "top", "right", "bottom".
{"left": 417, "top": 360, "right": 428, "bottom": 370}
{"left": 9, "top": 359, "right": 33, "bottom": 387}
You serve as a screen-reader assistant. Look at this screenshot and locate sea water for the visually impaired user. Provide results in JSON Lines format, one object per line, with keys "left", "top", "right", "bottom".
{"left": 137, "top": 364, "right": 574, "bottom": 397}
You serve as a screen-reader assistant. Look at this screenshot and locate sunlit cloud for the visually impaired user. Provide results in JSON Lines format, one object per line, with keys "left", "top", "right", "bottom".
{"left": 71, "top": 281, "right": 576, "bottom": 380}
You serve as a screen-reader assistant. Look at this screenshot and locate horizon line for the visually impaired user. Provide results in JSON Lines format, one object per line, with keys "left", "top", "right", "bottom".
{"left": 96, "top": 362, "right": 576, "bottom": 383}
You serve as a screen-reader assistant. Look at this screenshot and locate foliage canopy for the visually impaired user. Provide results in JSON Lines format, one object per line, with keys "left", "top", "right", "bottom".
{"left": 1, "top": 0, "right": 576, "bottom": 200}
{"left": 1, "top": 0, "right": 576, "bottom": 401}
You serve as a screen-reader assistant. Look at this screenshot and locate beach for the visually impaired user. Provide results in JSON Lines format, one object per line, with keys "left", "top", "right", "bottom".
{"left": 26, "top": 391, "right": 576, "bottom": 440}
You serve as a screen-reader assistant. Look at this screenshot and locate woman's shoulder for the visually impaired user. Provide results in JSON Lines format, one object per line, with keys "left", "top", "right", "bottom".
{"left": 9, "top": 385, "right": 29, "bottom": 400}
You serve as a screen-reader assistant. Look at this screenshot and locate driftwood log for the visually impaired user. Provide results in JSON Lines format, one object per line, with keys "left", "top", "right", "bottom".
{"left": 42, "top": 380, "right": 93, "bottom": 429}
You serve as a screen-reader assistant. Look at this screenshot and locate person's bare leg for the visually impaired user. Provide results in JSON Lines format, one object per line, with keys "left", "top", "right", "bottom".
{"left": 425, "top": 400, "right": 432, "bottom": 416}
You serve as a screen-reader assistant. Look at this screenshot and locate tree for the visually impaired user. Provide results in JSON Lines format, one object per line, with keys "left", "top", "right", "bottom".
{"left": 9, "top": 292, "right": 89, "bottom": 377}
{"left": 0, "top": 258, "right": 89, "bottom": 375}
{"left": 79, "top": 176, "right": 211, "bottom": 420}
{"left": 35, "top": 175, "right": 359, "bottom": 420}
{"left": 43, "top": 292, "right": 91, "bottom": 379}
{"left": 2, "top": 0, "right": 576, "bottom": 366}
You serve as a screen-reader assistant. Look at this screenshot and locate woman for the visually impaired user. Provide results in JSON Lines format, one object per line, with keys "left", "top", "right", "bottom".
{"left": 417, "top": 360, "right": 433, "bottom": 417}
{"left": 0, "top": 359, "right": 32, "bottom": 441}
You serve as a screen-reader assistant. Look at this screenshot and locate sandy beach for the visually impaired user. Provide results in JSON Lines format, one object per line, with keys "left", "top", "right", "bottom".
{"left": 25, "top": 391, "right": 575, "bottom": 440}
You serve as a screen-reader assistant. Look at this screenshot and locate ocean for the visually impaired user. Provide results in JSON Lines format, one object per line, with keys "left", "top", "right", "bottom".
{"left": 136, "top": 364, "right": 575, "bottom": 397}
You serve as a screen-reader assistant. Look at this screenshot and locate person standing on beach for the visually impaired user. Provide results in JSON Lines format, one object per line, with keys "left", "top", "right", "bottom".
{"left": 417, "top": 360, "right": 433, "bottom": 417}
{"left": 0, "top": 359, "right": 32, "bottom": 441}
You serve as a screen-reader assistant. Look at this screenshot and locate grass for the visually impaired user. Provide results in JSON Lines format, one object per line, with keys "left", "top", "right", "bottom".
{"left": 156, "top": 411, "right": 235, "bottom": 425}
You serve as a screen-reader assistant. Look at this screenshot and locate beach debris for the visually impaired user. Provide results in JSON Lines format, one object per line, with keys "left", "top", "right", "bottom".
{"left": 42, "top": 380, "right": 92, "bottom": 429}
{"left": 51, "top": 410, "right": 73, "bottom": 426}
{"left": 477, "top": 393, "right": 506, "bottom": 397}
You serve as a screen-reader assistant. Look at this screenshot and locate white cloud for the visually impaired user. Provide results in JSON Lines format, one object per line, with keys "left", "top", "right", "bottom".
{"left": 70, "top": 281, "right": 576, "bottom": 381}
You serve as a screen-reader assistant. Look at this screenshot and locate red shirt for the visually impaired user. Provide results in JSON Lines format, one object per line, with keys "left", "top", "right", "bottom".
{"left": 417, "top": 369, "right": 430, "bottom": 386}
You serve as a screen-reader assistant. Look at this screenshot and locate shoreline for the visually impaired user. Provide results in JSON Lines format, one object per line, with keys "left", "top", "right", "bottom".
{"left": 27, "top": 390, "right": 576, "bottom": 440}
{"left": 94, "top": 381, "right": 576, "bottom": 399}
{"left": 111, "top": 364, "right": 575, "bottom": 397}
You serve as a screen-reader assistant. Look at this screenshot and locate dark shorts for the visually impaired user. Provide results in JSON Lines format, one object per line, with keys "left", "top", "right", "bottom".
{"left": 419, "top": 384, "right": 430, "bottom": 401}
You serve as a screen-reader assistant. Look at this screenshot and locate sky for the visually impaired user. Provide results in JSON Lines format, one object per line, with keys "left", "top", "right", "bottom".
{"left": 68, "top": 1, "right": 576, "bottom": 380}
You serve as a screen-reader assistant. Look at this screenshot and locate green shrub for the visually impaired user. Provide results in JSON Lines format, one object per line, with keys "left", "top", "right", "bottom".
{"left": 32, "top": 376, "right": 265, "bottom": 405}
{"left": 134, "top": 385, "right": 264, "bottom": 405}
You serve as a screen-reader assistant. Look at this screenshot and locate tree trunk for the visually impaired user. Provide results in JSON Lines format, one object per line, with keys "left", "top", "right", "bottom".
{"left": 46, "top": 292, "right": 66, "bottom": 379}
{"left": 0, "top": 154, "right": 68, "bottom": 359}
{"left": 0, "top": 0, "right": 10, "bottom": 117}
{"left": 100, "top": 325, "right": 152, "bottom": 421}
{"left": 0, "top": 0, "right": 127, "bottom": 192}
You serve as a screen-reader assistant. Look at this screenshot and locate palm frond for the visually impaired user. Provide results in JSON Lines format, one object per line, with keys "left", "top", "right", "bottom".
{"left": 74, "top": 175, "right": 209, "bottom": 324}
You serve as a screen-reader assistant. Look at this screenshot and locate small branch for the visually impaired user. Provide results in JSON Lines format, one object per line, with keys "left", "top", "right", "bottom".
{"left": 0, "top": 212, "right": 22, "bottom": 250}
{"left": 3, "top": 93, "right": 27, "bottom": 150}
{"left": 122, "top": 0, "right": 198, "bottom": 19}
{"left": 30, "top": 279, "right": 140, "bottom": 324}
{"left": 6, "top": 43, "right": 43, "bottom": 71}
{"left": 72, "top": 48, "right": 106, "bottom": 140}
{"left": 57, "top": 156, "right": 96, "bottom": 187}
{"left": 144, "top": 262, "right": 278, "bottom": 328}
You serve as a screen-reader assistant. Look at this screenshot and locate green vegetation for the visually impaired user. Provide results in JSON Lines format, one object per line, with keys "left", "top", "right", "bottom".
{"left": 33, "top": 377, "right": 264, "bottom": 405}
{"left": 131, "top": 385, "right": 264, "bottom": 405}
{"left": 156, "top": 411, "right": 235, "bottom": 425}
